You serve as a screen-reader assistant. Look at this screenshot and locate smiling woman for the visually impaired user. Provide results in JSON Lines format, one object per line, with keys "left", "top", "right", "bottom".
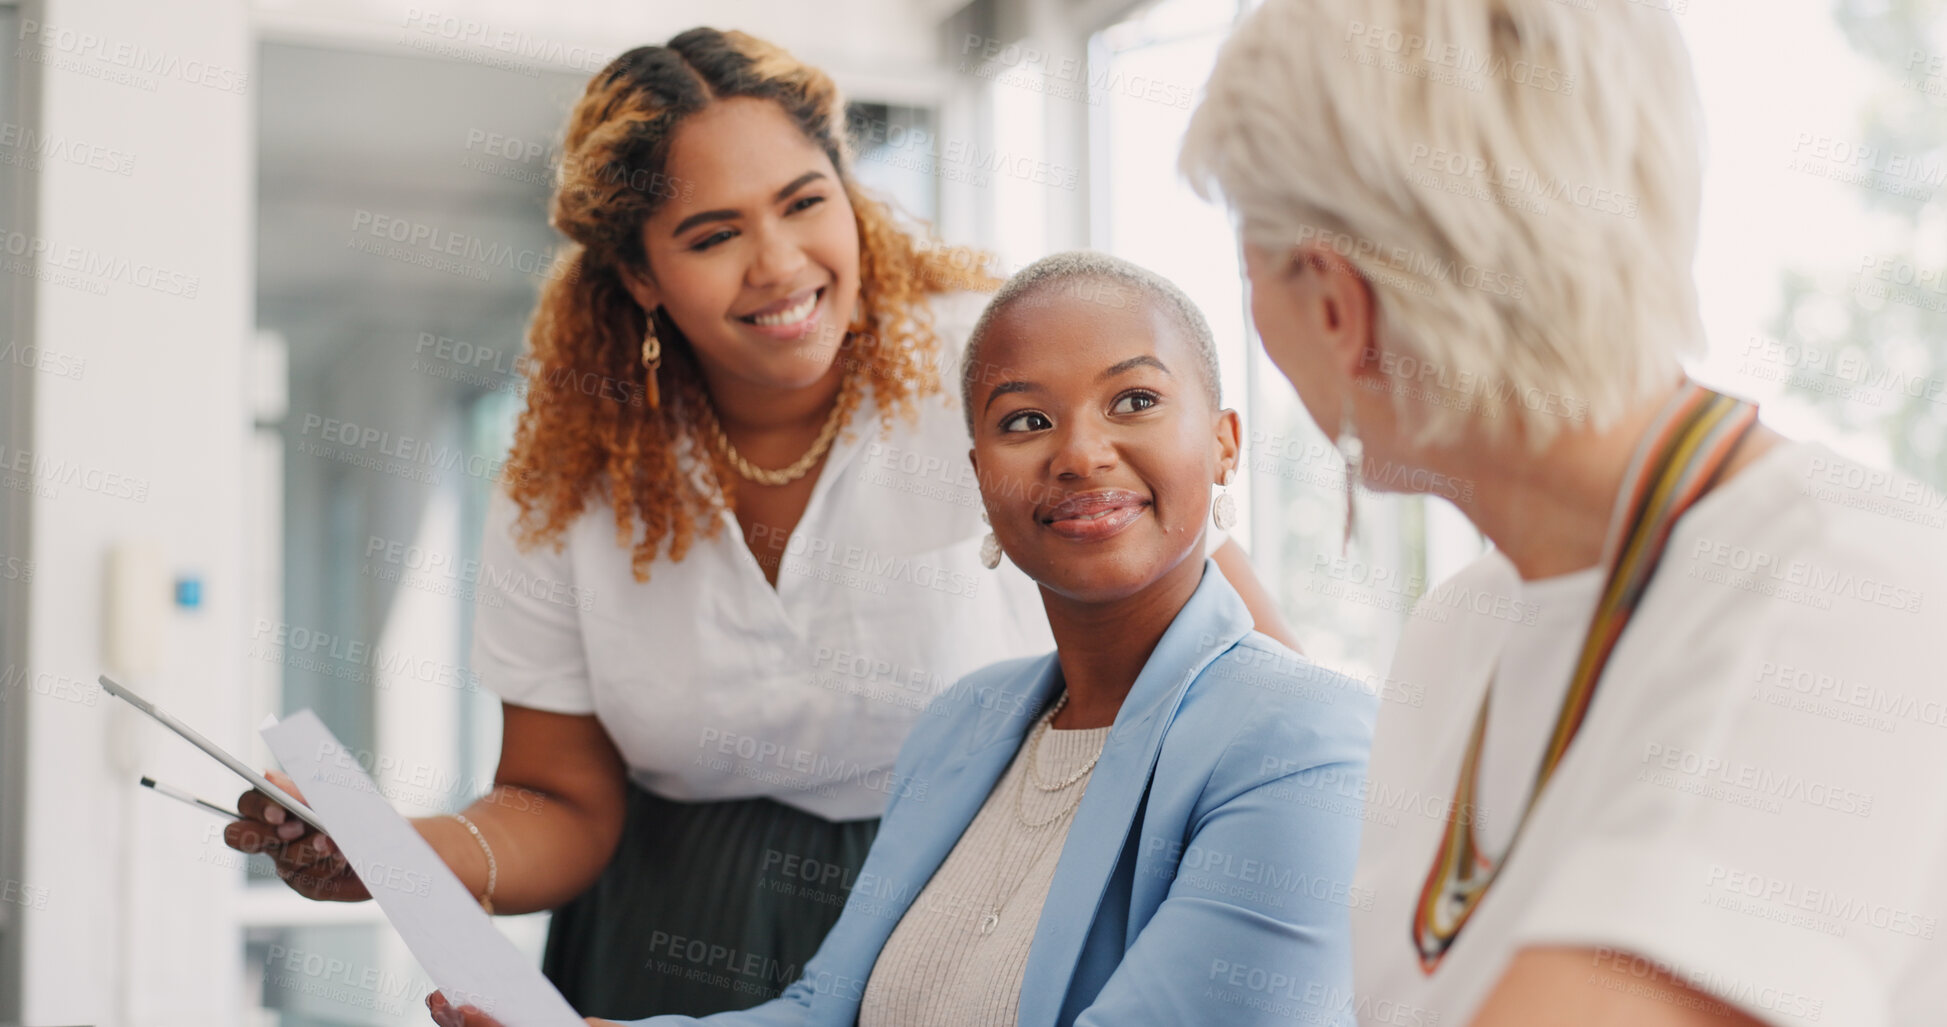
{"left": 425, "top": 252, "right": 1375, "bottom": 1027}
{"left": 227, "top": 27, "right": 1067, "bottom": 1022}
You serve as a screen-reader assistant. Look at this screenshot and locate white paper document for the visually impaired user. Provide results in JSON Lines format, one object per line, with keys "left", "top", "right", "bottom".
{"left": 262, "top": 709, "right": 584, "bottom": 1027}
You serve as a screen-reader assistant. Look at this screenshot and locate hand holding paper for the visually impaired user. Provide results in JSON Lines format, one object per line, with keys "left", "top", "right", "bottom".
{"left": 261, "top": 710, "right": 585, "bottom": 1027}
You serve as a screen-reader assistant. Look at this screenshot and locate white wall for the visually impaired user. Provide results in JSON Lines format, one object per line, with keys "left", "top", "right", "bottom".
{"left": 20, "top": 0, "right": 253, "bottom": 1023}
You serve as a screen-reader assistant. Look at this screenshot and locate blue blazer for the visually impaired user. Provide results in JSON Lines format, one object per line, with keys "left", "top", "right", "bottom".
{"left": 629, "top": 560, "right": 1376, "bottom": 1027}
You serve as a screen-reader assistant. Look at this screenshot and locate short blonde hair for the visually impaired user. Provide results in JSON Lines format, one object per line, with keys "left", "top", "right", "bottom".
{"left": 1181, "top": 0, "right": 1706, "bottom": 448}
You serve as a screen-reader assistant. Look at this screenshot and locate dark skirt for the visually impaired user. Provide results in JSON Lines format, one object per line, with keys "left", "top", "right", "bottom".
{"left": 542, "top": 783, "right": 880, "bottom": 1020}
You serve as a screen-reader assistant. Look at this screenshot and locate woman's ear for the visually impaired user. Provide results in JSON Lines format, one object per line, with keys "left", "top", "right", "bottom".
{"left": 1214, "top": 408, "right": 1242, "bottom": 483}
{"left": 1296, "top": 244, "right": 1377, "bottom": 381}
{"left": 616, "top": 263, "right": 662, "bottom": 314}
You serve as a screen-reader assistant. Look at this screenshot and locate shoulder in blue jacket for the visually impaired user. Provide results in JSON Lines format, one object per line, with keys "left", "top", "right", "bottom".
{"left": 627, "top": 559, "right": 1377, "bottom": 1027}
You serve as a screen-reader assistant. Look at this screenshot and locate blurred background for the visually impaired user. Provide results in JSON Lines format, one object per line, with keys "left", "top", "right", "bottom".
{"left": 0, "top": 0, "right": 1941, "bottom": 1023}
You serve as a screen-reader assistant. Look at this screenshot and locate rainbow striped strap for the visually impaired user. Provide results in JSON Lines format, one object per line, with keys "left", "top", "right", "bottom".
{"left": 1410, "top": 382, "right": 1758, "bottom": 973}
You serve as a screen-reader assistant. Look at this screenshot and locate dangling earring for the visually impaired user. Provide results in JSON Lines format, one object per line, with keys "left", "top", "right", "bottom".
{"left": 979, "top": 509, "right": 1002, "bottom": 570}
{"left": 1338, "top": 400, "right": 1364, "bottom": 553}
{"left": 1211, "top": 467, "right": 1238, "bottom": 530}
{"left": 640, "top": 310, "right": 663, "bottom": 410}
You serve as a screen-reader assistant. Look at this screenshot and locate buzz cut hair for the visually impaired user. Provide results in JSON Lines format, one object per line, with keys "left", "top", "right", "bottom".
{"left": 960, "top": 250, "right": 1222, "bottom": 435}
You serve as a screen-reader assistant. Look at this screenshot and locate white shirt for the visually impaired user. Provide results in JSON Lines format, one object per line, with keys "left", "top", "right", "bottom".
{"left": 1352, "top": 440, "right": 1947, "bottom": 1027}
{"left": 468, "top": 293, "right": 1057, "bottom": 821}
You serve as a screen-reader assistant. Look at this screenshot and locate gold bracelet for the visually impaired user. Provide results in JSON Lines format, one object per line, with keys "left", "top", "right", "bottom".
{"left": 449, "top": 813, "right": 497, "bottom": 914}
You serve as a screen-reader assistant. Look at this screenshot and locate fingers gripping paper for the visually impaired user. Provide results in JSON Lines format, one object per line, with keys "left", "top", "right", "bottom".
{"left": 261, "top": 710, "right": 583, "bottom": 1027}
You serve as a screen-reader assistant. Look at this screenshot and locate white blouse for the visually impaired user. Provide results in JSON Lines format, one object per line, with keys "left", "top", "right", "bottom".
{"left": 1351, "top": 441, "right": 1947, "bottom": 1026}
{"left": 467, "top": 294, "right": 1057, "bottom": 821}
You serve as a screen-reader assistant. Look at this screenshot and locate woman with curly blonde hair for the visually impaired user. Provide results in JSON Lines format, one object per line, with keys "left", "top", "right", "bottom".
{"left": 226, "top": 25, "right": 1294, "bottom": 1022}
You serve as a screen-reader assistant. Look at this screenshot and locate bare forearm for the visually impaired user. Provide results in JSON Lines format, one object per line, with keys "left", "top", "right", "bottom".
{"left": 1212, "top": 538, "right": 1301, "bottom": 650}
{"left": 412, "top": 783, "right": 620, "bottom": 914}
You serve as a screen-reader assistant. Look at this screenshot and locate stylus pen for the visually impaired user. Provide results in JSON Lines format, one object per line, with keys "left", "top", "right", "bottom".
{"left": 139, "top": 775, "right": 241, "bottom": 821}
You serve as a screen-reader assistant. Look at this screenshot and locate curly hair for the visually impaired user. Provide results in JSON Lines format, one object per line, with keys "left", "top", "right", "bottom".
{"left": 504, "top": 27, "right": 996, "bottom": 581}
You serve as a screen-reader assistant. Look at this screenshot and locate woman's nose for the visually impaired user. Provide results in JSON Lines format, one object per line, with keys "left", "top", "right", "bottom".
{"left": 746, "top": 223, "right": 809, "bottom": 287}
{"left": 1050, "top": 422, "right": 1118, "bottom": 480}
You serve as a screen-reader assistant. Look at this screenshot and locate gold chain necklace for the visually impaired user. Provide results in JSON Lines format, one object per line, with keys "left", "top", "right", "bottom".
{"left": 696, "top": 379, "right": 851, "bottom": 487}
{"left": 972, "top": 692, "right": 1105, "bottom": 936}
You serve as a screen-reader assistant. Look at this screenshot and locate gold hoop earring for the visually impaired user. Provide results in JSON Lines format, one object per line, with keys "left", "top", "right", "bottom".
{"left": 640, "top": 312, "right": 662, "bottom": 410}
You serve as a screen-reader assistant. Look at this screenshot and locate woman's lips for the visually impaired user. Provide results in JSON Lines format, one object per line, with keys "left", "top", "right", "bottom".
{"left": 736, "top": 286, "right": 825, "bottom": 340}
{"left": 1040, "top": 489, "right": 1150, "bottom": 542}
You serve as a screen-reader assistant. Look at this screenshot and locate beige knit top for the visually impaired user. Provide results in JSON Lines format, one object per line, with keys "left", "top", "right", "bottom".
{"left": 858, "top": 709, "right": 1112, "bottom": 1027}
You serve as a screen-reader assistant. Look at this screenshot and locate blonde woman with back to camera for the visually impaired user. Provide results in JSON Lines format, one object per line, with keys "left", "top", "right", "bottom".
{"left": 1182, "top": 0, "right": 1947, "bottom": 1024}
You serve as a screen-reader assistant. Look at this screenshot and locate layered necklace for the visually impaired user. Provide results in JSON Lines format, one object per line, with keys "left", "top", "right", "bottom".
{"left": 974, "top": 692, "right": 1106, "bottom": 936}
{"left": 694, "top": 372, "right": 854, "bottom": 487}
{"left": 1410, "top": 381, "right": 1758, "bottom": 972}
